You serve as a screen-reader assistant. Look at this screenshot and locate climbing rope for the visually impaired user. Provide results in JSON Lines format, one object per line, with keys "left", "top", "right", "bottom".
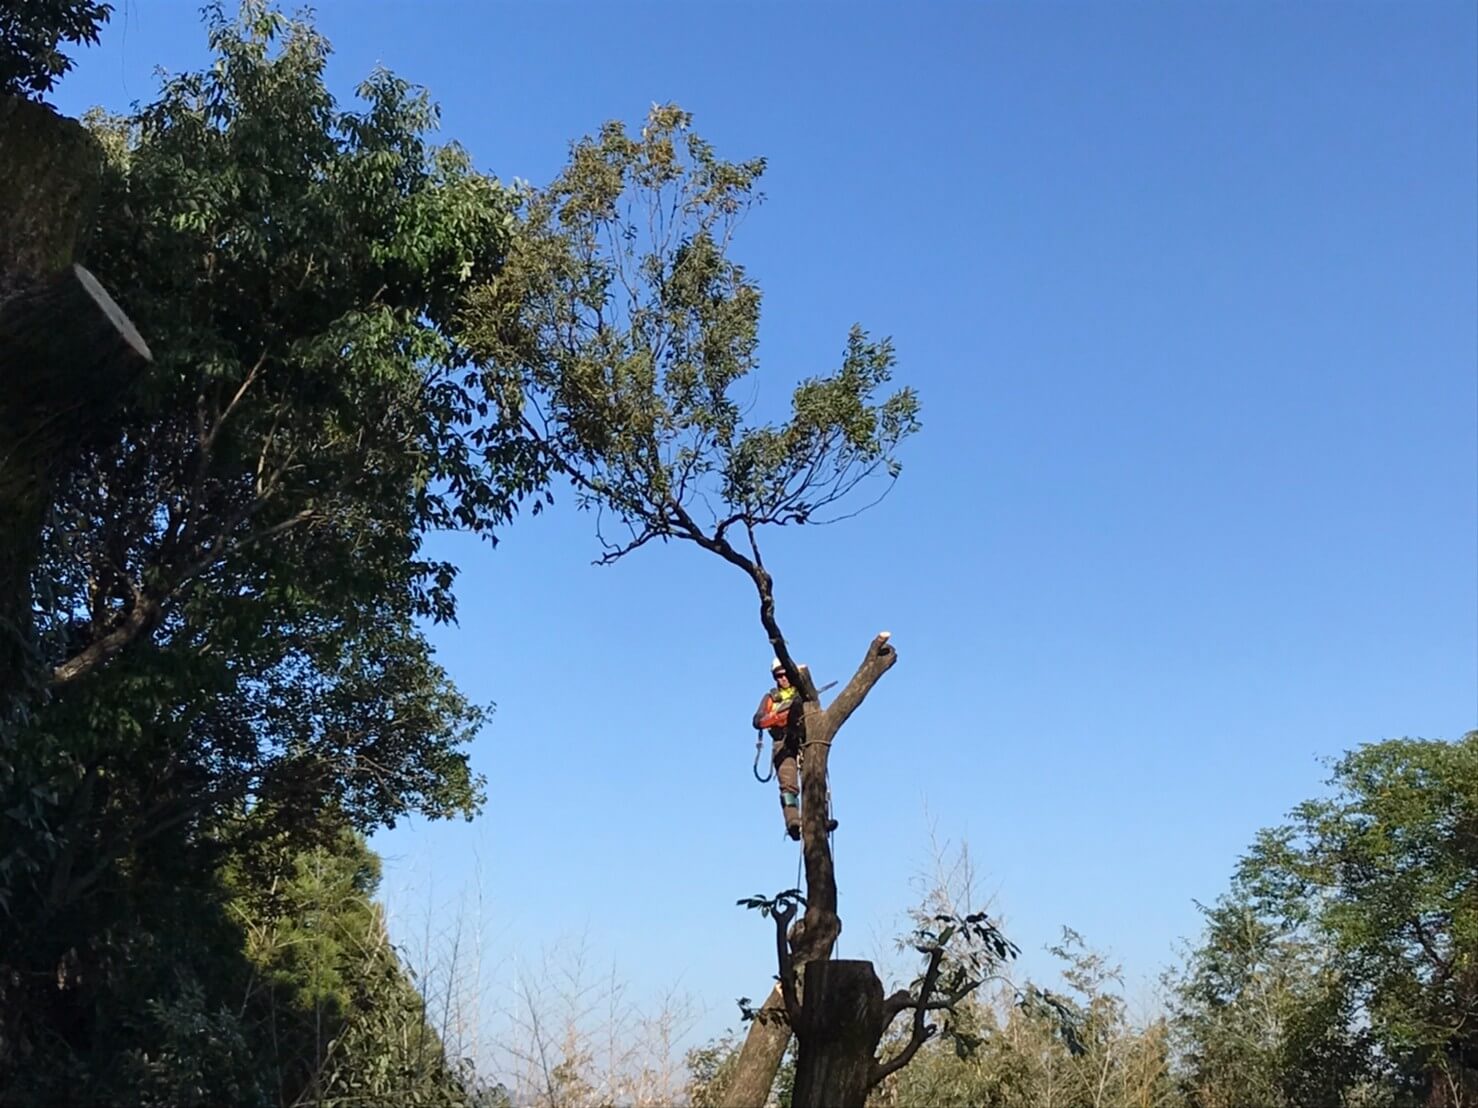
{"left": 788, "top": 780, "right": 836, "bottom": 908}
{"left": 752, "top": 730, "right": 774, "bottom": 783}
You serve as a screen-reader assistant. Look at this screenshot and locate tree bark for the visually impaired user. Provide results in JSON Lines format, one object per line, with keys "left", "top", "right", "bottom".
{"left": 725, "top": 984, "right": 793, "bottom": 1108}
{"left": 789, "top": 633, "right": 896, "bottom": 966}
{"left": 0, "top": 264, "right": 153, "bottom": 492}
{"left": 0, "top": 94, "right": 151, "bottom": 713}
{"left": 0, "top": 96, "right": 103, "bottom": 282}
{"left": 791, "top": 960, "right": 886, "bottom": 1108}
{"left": 725, "top": 632, "right": 897, "bottom": 1105}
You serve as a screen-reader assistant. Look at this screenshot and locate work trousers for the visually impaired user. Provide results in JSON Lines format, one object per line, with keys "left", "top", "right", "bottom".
{"left": 771, "top": 733, "right": 801, "bottom": 832}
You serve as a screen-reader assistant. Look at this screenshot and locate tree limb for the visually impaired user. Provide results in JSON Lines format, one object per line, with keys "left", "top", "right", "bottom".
{"left": 871, "top": 944, "right": 946, "bottom": 1086}
{"left": 882, "top": 979, "right": 984, "bottom": 1026}
{"left": 49, "top": 586, "right": 160, "bottom": 687}
{"left": 773, "top": 898, "right": 802, "bottom": 1029}
{"left": 205, "top": 350, "right": 267, "bottom": 454}
{"left": 824, "top": 631, "right": 896, "bottom": 735}
{"left": 1412, "top": 916, "right": 1454, "bottom": 982}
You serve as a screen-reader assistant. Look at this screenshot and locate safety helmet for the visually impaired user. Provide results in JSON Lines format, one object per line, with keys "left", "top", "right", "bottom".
{"left": 771, "top": 657, "right": 783, "bottom": 674}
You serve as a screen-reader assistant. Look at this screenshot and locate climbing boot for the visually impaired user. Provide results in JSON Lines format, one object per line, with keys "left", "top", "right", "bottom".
{"left": 781, "top": 792, "right": 801, "bottom": 839}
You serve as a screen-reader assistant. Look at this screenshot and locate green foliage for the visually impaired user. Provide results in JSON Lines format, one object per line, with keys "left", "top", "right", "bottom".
{"left": 228, "top": 828, "right": 481, "bottom": 1107}
{"left": 110, "top": 972, "right": 266, "bottom": 1106}
{"left": 687, "top": 1033, "right": 795, "bottom": 1108}
{"left": 1236, "top": 732, "right": 1478, "bottom": 1102}
{"left": 889, "top": 908, "right": 1020, "bottom": 1064}
{"left": 0, "top": 0, "right": 112, "bottom": 99}
{"left": 1166, "top": 898, "right": 1373, "bottom": 1108}
{"left": 869, "top": 932, "right": 1175, "bottom": 1108}
{"left": 1168, "top": 732, "right": 1478, "bottom": 1107}
{"left": 1, "top": 861, "right": 271, "bottom": 1105}
{"left": 461, "top": 103, "right": 919, "bottom": 567}
{"left": 0, "top": 3, "right": 535, "bottom": 1095}
{"left": 1, "top": 822, "right": 478, "bottom": 1107}
{"left": 737, "top": 886, "right": 806, "bottom": 918}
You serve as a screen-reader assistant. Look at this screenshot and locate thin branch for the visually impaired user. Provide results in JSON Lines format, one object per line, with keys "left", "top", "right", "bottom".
{"left": 810, "top": 472, "right": 898, "bottom": 526}
{"left": 179, "top": 504, "right": 318, "bottom": 586}
{"left": 592, "top": 525, "right": 662, "bottom": 566}
{"left": 712, "top": 510, "right": 747, "bottom": 544}
{"left": 205, "top": 351, "right": 268, "bottom": 453}
{"left": 1412, "top": 917, "right": 1454, "bottom": 981}
{"left": 918, "top": 980, "right": 985, "bottom": 1012}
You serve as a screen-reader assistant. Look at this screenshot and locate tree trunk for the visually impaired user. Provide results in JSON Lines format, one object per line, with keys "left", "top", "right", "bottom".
{"left": 791, "top": 960, "right": 886, "bottom": 1108}
{"left": 0, "top": 96, "right": 103, "bottom": 282}
{"left": 725, "top": 984, "right": 793, "bottom": 1108}
{"left": 0, "top": 263, "right": 153, "bottom": 493}
{"left": 725, "top": 634, "right": 896, "bottom": 1105}
{"left": 0, "top": 94, "right": 150, "bottom": 714}
{"left": 725, "top": 705, "right": 842, "bottom": 1106}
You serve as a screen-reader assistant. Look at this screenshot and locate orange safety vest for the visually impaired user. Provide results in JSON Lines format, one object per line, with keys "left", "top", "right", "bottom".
{"left": 758, "top": 685, "right": 797, "bottom": 731}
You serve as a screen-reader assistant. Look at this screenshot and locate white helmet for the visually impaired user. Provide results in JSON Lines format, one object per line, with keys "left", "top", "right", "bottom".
{"left": 771, "top": 657, "right": 783, "bottom": 674}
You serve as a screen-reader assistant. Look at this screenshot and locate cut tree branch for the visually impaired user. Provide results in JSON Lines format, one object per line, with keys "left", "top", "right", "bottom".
{"left": 824, "top": 631, "right": 896, "bottom": 734}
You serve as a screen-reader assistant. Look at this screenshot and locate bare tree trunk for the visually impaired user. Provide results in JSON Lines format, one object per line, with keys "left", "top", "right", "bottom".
{"left": 725, "top": 633, "right": 897, "bottom": 1105}
{"left": 725, "top": 984, "right": 792, "bottom": 1108}
{"left": 0, "top": 96, "right": 103, "bottom": 281}
{"left": 791, "top": 960, "right": 885, "bottom": 1108}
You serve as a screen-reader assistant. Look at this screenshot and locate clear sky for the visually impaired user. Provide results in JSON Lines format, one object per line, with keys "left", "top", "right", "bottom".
{"left": 56, "top": 0, "right": 1477, "bottom": 1059}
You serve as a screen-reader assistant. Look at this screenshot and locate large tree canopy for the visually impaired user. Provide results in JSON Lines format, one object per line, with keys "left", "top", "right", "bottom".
{"left": 0, "top": 4, "right": 540, "bottom": 1091}
{"left": 1167, "top": 732, "right": 1478, "bottom": 1108}
{"left": 1238, "top": 733, "right": 1478, "bottom": 1101}
{"left": 460, "top": 103, "right": 917, "bottom": 625}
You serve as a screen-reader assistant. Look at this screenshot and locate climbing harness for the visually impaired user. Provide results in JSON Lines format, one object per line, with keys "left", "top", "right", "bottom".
{"left": 749, "top": 680, "right": 836, "bottom": 784}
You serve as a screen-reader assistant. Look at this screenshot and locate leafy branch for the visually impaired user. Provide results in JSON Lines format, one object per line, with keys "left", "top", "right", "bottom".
{"left": 873, "top": 910, "right": 1020, "bottom": 1084}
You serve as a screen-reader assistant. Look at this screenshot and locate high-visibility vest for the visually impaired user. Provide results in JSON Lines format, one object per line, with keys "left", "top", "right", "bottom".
{"left": 759, "top": 685, "right": 797, "bottom": 731}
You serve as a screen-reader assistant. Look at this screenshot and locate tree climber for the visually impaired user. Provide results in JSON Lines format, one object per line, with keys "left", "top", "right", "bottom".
{"left": 752, "top": 659, "right": 836, "bottom": 841}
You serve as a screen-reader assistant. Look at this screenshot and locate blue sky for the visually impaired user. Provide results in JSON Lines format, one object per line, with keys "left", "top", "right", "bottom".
{"left": 57, "top": 0, "right": 1476, "bottom": 1053}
